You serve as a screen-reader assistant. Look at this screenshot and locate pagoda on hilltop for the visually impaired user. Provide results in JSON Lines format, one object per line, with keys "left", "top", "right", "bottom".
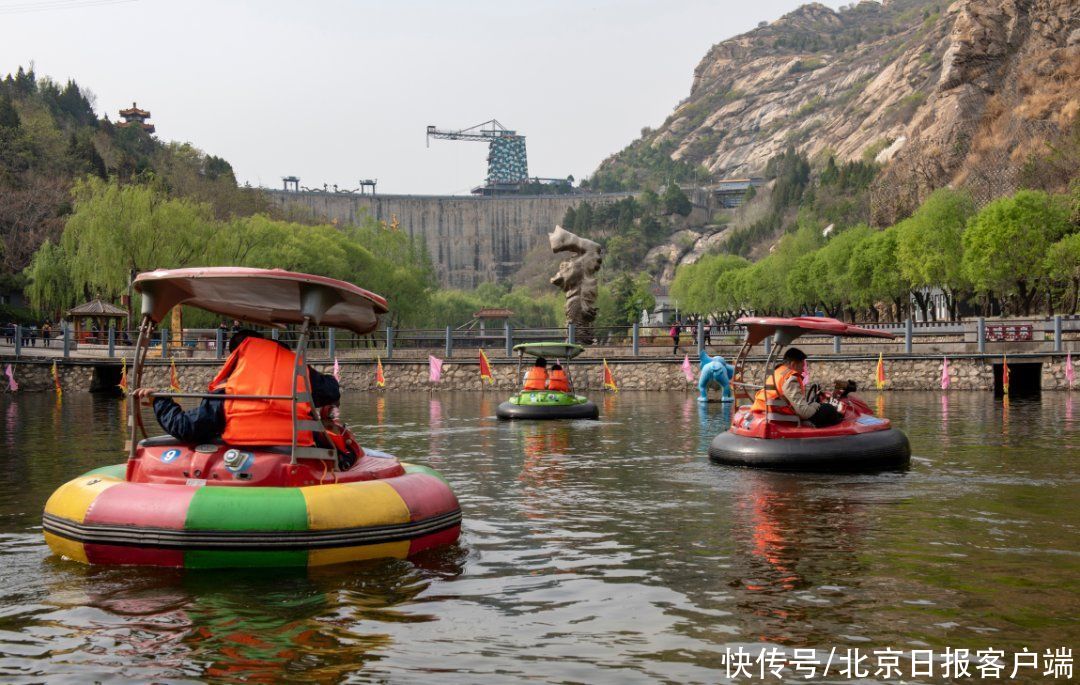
{"left": 118, "top": 102, "right": 155, "bottom": 133}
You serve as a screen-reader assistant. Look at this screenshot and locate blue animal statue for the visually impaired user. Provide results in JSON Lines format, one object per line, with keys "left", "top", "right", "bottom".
{"left": 698, "top": 350, "right": 735, "bottom": 402}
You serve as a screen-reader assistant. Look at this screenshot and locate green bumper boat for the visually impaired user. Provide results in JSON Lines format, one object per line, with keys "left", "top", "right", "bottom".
{"left": 496, "top": 343, "right": 599, "bottom": 420}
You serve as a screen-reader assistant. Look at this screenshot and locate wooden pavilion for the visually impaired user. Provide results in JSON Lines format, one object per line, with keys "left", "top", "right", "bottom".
{"left": 66, "top": 299, "right": 129, "bottom": 344}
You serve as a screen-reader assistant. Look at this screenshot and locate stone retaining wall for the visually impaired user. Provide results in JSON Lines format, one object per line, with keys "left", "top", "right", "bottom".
{"left": 2, "top": 356, "right": 1076, "bottom": 393}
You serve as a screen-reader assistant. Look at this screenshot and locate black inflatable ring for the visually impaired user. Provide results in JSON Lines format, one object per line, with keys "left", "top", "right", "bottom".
{"left": 496, "top": 401, "right": 599, "bottom": 421}
{"left": 709, "top": 428, "right": 910, "bottom": 472}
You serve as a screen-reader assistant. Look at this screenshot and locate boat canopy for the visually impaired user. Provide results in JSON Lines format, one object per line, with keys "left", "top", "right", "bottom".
{"left": 512, "top": 342, "right": 586, "bottom": 359}
{"left": 133, "top": 267, "right": 389, "bottom": 335}
{"left": 736, "top": 316, "right": 896, "bottom": 347}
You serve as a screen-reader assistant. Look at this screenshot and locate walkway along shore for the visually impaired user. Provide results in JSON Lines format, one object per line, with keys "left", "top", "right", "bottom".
{"left": 0, "top": 353, "right": 1073, "bottom": 393}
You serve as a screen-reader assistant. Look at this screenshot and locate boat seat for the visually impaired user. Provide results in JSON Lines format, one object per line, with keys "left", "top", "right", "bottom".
{"left": 137, "top": 435, "right": 291, "bottom": 455}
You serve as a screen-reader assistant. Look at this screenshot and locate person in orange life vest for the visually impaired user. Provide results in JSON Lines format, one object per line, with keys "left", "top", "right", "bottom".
{"left": 547, "top": 361, "right": 570, "bottom": 392}
{"left": 751, "top": 347, "right": 842, "bottom": 427}
{"left": 134, "top": 329, "right": 340, "bottom": 445}
{"left": 523, "top": 357, "right": 548, "bottom": 391}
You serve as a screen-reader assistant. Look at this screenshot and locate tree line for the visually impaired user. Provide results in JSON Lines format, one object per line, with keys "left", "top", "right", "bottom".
{"left": 670, "top": 185, "right": 1080, "bottom": 322}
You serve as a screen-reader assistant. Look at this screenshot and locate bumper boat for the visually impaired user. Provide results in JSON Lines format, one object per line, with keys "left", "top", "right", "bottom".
{"left": 43, "top": 267, "right": 461, "bottom": 568}
{"left": 496, "top": 342, "right": 599, "bottom": 420}
{"left": 708, "top": 317, "right": 910, "bottom": 472}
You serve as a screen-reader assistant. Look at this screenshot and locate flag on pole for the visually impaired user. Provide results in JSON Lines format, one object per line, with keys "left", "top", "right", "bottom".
{"left": 169, "top": 359, "right": 181, "bottom": 392}
{"left": 4, "top": 364, "right": 17, "bottom": 392}
{"left": 429, "top": 355, "right": 443, "bottom": 383}
{"left": 681, "top": 355, "right": 694, "bottom": 382}
{"left": 1002, "top": 353, "right": 1010, "bottom": 396}
{"left": 941, "top": 356, "right": 950, "bottom": 391}
{"left": 375, "top": 356, "right": 385, "bottom": 388}
{"left": 51, "top": 361, "right": 62, "bottom": 397}
{"left": 602, "top": 359, "right": 618, "bottom": 392}
{"left": 1066, "top": 351, "right": 1074, "bottom": 389}
{"left": 118, "top": 356, "right": 128, "bottom": 392}
{"left": 478, "top": 349, "right": 493, "bottom": 384}
{"left": 875, "top": 352, "right": 886, "bottom": 390}
{"left": 332, "top": 357, "right": 341, "bottom": 382}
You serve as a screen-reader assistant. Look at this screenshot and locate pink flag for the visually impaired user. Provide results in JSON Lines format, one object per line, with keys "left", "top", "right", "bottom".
{"left": 941, "top": 357, "right": 950, "bottom": 391}
{"left": 428, "top": 355, "right": 443, "bottom": 383}
{"left": 681, "top": 355, "right": 694, "bottom": 382}
{"left": 4, "top": 364, "right": 17, "bottom": 392}
{"left": 1067, "top": 352, "right": 1074, "bottom": 389}
{"left": 332, "top": 357, "right": 341, "bottom": 381}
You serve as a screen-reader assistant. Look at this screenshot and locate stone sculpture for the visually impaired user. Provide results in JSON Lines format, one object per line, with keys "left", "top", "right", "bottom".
{"left": 698, "top": 351, "right": 735, "bottom": 402}
{"left": 549, "top": 226, "right": 603, "bottom": 345}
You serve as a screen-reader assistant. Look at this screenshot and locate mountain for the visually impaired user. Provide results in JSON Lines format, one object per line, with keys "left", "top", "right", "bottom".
{"left": 591, "top": 0, "right": 1079, "bottom": 225}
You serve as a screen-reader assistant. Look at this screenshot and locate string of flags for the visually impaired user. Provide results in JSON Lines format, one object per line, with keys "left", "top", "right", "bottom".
{"left": 118, "top": 356, "right": 128, "bottom": 392}
{"left": 1002, "top": 353, "right": 1010, "bottom": 397}
{"left": 680, "top": 355, "right": 694, "bottom": 382}
{"left": 4, "top": 364, "right": 17, "bottom": 392}
{"left": 51, "top": 361, "right": 62, "bottom": 397}
{"left": 603, "top": 359, "right": 618, "bottom": 392}
{"left": 375, "top": 356, "right": 386, "bottom": 388}
{"left": 429, "top": 355, "right": 443, "bottom": 384}
{"left": 941, "top": 357, "right": 950, "bottom": 390}
{"left": 875, "top": 352, "right": 886, "bottom": 390}
{"left": 169, "top": 359, "right": 181, "bottom": 392}
{"left": 479, "top": 349, "right": 493, "bottom": 384}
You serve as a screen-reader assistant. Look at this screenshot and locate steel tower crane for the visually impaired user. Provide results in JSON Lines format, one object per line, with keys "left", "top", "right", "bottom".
{"left": 426, "top": 119, "right": 530, "bottom": 194}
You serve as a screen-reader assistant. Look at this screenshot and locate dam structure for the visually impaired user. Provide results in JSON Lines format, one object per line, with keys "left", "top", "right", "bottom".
{"left": 266, "top": 190, "right": 632, "bottom": 289}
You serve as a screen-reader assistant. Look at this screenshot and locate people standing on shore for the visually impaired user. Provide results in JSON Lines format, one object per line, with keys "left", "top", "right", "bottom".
{"left": 670, "top": 321, "right": 681, "bottom": 355}
{"left": 41, "top": 322, "right": 52, "bottom": 347}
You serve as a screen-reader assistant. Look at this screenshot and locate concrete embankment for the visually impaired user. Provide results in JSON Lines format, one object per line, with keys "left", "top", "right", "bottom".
{"left": 1, "top": 354, "right": 1072, "bottom": 394}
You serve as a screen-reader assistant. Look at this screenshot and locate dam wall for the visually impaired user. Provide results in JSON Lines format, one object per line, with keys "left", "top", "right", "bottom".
{"left": 266, "top": 190, "right": 632, "bottom": 288}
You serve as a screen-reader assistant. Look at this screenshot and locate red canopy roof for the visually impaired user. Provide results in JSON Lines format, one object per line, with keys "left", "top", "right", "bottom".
{"left": 133, "top": 267, "right": 389, "bottom": 335}
{"left": 736, "top": 316, "right": 896, "bottom": 346}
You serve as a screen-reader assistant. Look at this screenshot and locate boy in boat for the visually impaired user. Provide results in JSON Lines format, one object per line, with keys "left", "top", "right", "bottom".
{"left": 134, "top": 329, "right": 341, "bottom": 445}
{"left": 547, "top": 361, "right": 570, "bottom": 392}
{"left": 523, "top": 357, "right": 548, "bottom": 391}
{"left": 751, "top": 348, "right": 842, "bottom": 427}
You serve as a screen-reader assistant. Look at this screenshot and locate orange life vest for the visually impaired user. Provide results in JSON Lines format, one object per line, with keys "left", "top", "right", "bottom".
{"left": 208, "top": 337, "right": 314, "bottom": 446}
{"left": 547, "top": 368, "right": 570, "bottom": 392}
{"left": 751, "top": 364, "right": 802, "bottom": 422}
{"left": 523, "top": 366, "right": 548, "bottom": 391}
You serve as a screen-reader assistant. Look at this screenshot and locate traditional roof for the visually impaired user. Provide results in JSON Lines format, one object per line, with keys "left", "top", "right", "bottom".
{"left": 119, "top": 102, "right": 150, "bottom": 118}
{"left": 66, "top": 299, "right": 129, "bottom": 317}
{"left": 474, "top": 308, "right": 514, "bottom": 319}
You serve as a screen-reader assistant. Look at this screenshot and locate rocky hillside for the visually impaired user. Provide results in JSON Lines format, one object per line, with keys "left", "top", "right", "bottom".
{"left": 593, "top": 0, "right": 1079, "bottom": 225}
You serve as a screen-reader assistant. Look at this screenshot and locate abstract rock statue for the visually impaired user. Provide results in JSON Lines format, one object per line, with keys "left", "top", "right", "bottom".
{"left": 550, "top": 226, "right": 603, "bottom": 345}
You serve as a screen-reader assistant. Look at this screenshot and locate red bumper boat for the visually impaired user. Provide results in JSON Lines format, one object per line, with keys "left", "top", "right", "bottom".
{"left": 708, "top": 317, "right": 910, "bottom": 472}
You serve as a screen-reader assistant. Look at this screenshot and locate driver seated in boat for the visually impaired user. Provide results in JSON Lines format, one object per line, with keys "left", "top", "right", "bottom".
{"left": 547, "top": 362, "right": 570, "bottom": 393}
{"left": 134, "top": 329, "right": 342, "bottom": 446}
{"left": 523, "top": 357, "right": 548, "bottom": 391}
{"left": 751, "top": 348, "right": 842, "bottom": 428}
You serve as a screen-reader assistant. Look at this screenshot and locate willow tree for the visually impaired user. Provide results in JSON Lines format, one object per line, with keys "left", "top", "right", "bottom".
{"left": 61, "top": 178, "right": 217, "bottom": 302}
{"left": 24, "top": 239, "right": 74, "bottom": 318}
{"left": 895, "top": 188, "right": 973, "bottom": 320}
{"left": 962, "top": 190, "right": 1072, "bottom": 315}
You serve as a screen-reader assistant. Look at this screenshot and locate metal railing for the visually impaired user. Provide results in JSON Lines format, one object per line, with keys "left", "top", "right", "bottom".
{"left": 4, "top": 317, "right": 1080, "bottom": 360}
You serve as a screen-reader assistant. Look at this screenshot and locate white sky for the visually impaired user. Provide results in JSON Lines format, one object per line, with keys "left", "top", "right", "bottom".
{"left": 2, "top": 0, "right": 845, "bottom": 195}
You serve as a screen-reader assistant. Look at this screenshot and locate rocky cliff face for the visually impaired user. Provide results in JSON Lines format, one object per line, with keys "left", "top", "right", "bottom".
{"left": 596, "top": 0, "right": 1078, "bottom": 224}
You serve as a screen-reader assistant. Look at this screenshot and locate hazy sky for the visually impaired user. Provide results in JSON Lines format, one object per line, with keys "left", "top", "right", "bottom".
{"left": 3, "top": 0, "right": 845, "bottom": 194}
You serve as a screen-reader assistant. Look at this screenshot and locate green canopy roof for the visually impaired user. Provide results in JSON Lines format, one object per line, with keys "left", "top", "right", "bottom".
{"left": 512, "top": 342, "right": 586, "bottom": 359}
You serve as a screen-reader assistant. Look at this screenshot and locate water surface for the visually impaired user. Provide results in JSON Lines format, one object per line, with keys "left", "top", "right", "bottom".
{"left": 0, "top": 391, "right": 1077, "bottom": 683}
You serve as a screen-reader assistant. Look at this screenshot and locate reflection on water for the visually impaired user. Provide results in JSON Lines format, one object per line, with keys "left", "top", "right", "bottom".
{"left": 1, "top": 391, "right": 1078, "bottom": 682}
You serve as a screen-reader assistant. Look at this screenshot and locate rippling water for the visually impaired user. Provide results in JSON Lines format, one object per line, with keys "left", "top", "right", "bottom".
{"left": 0, "top": 391, "right": 1077, "bottom": 683}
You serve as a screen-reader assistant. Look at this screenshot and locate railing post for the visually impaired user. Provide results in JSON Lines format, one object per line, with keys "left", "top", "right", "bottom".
{"left": 977, "top": 316, "right": 986, "bottom": 354}
{"left": 445, "top": 325, "right": 453, "bottom": 358}
{"left": 386, "top": 326, "right": 394, "bottom": 359}
{"left": 904, "top": 318, "right": 913, "bottom": 354}
{"left": 764, "top": 336, "right": 772, "bottom": 356}
{"left": 108, "top": 323, "right": 115, "bottom": 358}
{"left": 271, "top": 328, "right": 279, "bottom": 341}
{"left": 696, "top": 320, "right": 704, "bottom": 355}
{"left": 505, "top": 322, "right": 513, "bottom": 356}
{"left": 62, "top": 323, "right": 70, "bottom": 359}
{"left": 632, "top": 322, "right": 640, "bottom": 357}
{"left": 327, "top": 327, "right": 336, "bottom": 360}
{"left": 567, "top": 323, "right": 575, "bottom": 345}
{"left": 161, "top": 328, "right": 169, "bottom": 358}
{"left": 833, "top": 337, "right": 841, "bottom": 354}
{"left": 1054, "top": 315, "right": 1062, "bottom": 352}
{"left": 216, "top": 327, "right": 225, "bottom": 359}
{"left": 13, "top": 325, "right": 21, "bottom": 357}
